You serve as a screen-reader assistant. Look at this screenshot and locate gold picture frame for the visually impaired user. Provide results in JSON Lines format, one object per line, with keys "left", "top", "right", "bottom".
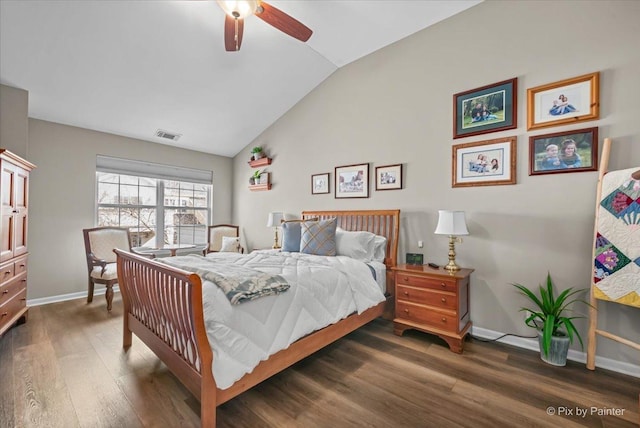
{"left": 452, "top": 137, "right": 517, "bottom": 187}
{"left": 527, "top": 72, "right": 599, "bottom": 130}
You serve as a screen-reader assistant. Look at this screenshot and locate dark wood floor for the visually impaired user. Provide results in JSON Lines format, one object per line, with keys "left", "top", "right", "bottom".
{"left": 1, "top": 296, "right": 638, "bottom": 428}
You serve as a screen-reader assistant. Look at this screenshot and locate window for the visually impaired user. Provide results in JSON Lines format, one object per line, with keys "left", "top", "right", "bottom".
{"left": 95, "top": 157, "right": 212, "bottom": 248}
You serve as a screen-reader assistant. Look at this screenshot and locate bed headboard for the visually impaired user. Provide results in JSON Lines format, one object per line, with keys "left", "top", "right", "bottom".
{"left": 301, "top": 209, "right": 400, "bottom": 270}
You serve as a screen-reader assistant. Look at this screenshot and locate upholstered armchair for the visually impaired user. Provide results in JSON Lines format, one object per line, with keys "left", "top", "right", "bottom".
{"left": 83, "top": 226, "right": 149, "bottom": 311}
{"left": 205, "top": 224, "right": 244, "bottom": 254}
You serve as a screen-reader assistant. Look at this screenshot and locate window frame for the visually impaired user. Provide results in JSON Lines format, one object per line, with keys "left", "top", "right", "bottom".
{"left": 95, "top": 171, "right": 211, "bottom": 248}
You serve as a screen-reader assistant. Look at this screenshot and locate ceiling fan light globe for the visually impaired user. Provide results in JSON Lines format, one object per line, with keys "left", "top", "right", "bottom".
{"left": 217, "top": 0, "right": 259, "bottom": 19}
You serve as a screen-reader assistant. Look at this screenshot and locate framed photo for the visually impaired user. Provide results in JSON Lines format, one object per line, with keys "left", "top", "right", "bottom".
{"left": 335, "top": 163, "right": 369, "bottom": 198}
{"left": 375, "top": 164, "right": 403, "bottom": 190}
{"left": 529, "top": 127, "right": 598, "bottom": 176}
{"left": 527, "top": 72, "right": 599, "bottom": 130}
{"left": 311, "top": 173, "right": 330, "bottom": 194}
{"left": 452, "top": 136, "right": 517, "bottom": 187}
{"left": 453, "top": 78, "right": 517, "bottom": 139}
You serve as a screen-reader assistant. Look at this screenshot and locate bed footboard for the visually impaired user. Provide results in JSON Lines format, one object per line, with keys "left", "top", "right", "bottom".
{"left": 115, "top": 249, "right": 216, "bottom": 426}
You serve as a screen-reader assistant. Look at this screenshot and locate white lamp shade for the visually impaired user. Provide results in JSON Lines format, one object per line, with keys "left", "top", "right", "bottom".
{"left": 434, "top": 210, "right": 469, "bottom": 236}
{"left": 266, "top": 211, "right": 284, "bottom": 227}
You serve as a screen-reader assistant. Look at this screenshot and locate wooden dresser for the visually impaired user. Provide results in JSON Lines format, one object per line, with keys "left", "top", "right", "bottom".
{"left": 0, "top": 150, "right": 35, "bottom": 336}
{"left": 392, "top": 264, "right": 473, "bottom": 353}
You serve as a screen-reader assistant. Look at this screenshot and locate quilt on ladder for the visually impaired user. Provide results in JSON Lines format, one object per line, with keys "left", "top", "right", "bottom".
{"left": 593, "top": 167, "right": 640, "bottom": 307}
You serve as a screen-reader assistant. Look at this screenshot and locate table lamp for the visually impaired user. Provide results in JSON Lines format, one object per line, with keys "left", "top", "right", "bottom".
{"left": 266, "top": 211, "right": 284, "bottom": 249}
{"left": 434, "top": 210, "right": 469, "bottom": 272}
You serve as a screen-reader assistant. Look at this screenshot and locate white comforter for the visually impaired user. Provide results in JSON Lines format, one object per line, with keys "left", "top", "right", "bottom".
{"left": 200, "top": 250, "right": 386, "bottom": 389}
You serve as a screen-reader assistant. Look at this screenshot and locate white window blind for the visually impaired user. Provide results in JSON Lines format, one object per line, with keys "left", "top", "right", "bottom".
{"left": 96, "top": 155, "right": 213, "bottom": 184}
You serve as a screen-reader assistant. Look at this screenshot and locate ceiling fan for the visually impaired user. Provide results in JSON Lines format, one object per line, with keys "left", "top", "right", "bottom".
{"left": 216, "top": 0, "right": 313, "bottom": 51}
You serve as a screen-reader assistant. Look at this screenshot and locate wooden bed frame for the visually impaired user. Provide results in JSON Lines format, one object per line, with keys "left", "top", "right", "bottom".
{"left": 115, "top": 209, "right": 400, "bottom": 427}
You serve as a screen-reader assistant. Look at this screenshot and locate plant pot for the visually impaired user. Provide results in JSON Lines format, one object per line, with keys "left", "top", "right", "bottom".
{"left": 537, "top": 332, "right": 570, "bottom": 366}
{"left": 252, "top": 152, "right": 264, "bottom": 160}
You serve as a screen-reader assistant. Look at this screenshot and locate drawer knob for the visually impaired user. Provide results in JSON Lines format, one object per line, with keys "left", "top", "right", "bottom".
{"left": 441, "top": 297, "right": 446, "bottom": 303}
{"left": 4, "top": 271, "right": 10, "bottom": 275}
{"left": 19, "top": 264, "right": 25, "bottom": 268}
{"left": 2, "top": 290, "right": 8, "bottom": 294}
{"left": 404, "top": 309, "right": 409, "bottom": 313}
{"left": 441, "top": 317, "right": 447, "bottom": 323}
{"left": 1, "top": 312, "right": 7, "bottom": 317}
{"left": 403, "top": 276, "right": 409, "bottom": 281}
{"left": 440, "top": 283, "right": 446, "bottom": 288}
{"left": 21, "top": 279, "right": 26, "bottom": 282}
{"left": 403, "top": 291, "right": 409, "bottom": 296}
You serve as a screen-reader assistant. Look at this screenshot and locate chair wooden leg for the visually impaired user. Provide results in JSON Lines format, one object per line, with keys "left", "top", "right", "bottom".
{"left": 87, "top": 279, "right": 94, "bottom": 303}
{"left": 105, "top": 284, "right": 114, "bottom": 312}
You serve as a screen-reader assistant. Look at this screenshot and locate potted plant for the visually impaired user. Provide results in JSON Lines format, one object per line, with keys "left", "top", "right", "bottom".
{"left": 251, "top": 146, "right": 264, "bottom": 160}
{"left": 249, "top": 169, "right": 262, "bottom": 185}
{"left": 512, "top": 273, "right": 590, "bottom": 366}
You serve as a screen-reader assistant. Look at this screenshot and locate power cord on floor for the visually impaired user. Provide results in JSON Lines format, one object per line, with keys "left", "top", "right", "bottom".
{"left": 470, "top": 333, "right": 537, "bottom": 342}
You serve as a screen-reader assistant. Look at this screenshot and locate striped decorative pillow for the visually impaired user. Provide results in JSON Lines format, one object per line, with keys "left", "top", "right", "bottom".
{"left": 281, "top": 218, "right": 318, "bottom": 252}
{"left": 300, "top": 218, "right": 337, "bottom": 256}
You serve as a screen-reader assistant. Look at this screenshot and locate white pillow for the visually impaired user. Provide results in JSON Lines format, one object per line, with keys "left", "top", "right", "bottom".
{"left": 220, "top": 236, "right": 241, "bottom": 252}
{"left": 335, "top": 228, "right": 386, "bottom": 262}
{"left": 372, "top": 235, "right": 387, "bottom": 262}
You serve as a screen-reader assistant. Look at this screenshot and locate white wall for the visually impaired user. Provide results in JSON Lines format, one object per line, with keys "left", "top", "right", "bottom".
{"left": 232, "top": 1, "right": 640, "bottom": 365}
{"left": 0, "top": 84, "right": 29, "bottom": 158}
{"left": 27, "top": 119, "right": 233, "bottom": 299}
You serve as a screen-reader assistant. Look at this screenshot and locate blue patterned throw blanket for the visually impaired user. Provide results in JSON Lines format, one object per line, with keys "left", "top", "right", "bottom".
{"left": 157, "top": 255, "right": 289, "bottom": 304}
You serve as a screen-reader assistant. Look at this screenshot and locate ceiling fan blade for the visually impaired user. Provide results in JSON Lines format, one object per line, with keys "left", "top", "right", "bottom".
{"left": 224, "top": 15, "right": 244, "bottom": 51}
{"left": 256, "top": 2, "right": 312, "bottom": 43}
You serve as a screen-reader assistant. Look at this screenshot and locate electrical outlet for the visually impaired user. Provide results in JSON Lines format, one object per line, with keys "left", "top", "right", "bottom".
{"left": 418, "top": 240, "right": 423, "bottom": 248}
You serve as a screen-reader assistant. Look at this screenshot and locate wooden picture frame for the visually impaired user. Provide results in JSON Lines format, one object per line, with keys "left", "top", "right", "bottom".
{"left": 529, "top": 127, "right": 598, "bottom": 176}
{"left": 453, "top": 78, "right": 517, "bottom": 139}
{"left": 452, "top": 136, "right": 517, "bottom": 187}
{"left": 311, "top": 173, "right": 330, "bottom": 194}
{"left": 375, "top": 164, "right": 403, "bottom": 190}
{"left": 335, "top": 163, "right": 369, "bottom": 198}
{"left": 527, "top": 72, "right": 599, "bottom": 130}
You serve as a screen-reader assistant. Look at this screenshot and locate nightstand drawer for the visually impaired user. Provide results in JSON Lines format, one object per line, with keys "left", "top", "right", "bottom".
{"left": 396, "top": 301, "right": 457, "bottom": 332}
{"left": 395, "top": 273, "right": 457, "bottom": 292}
{"left": 396, "top": 284, "right": 457, "bottom": 310}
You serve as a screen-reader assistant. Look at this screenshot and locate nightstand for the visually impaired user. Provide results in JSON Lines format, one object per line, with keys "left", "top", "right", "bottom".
{"left": 392, "top": 264, "right": 473, "bottom": 353}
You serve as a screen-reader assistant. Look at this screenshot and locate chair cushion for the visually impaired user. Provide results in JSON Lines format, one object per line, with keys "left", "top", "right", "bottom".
{"left": 209, "top": 226, "right": 239, "bottom": 252}
{"left": 300, "top": 218, "right": 337, "bottom": 256}
{"left": 88, "top": 229, "right": 130, "bottom": 263}
{"left": 220, "top": 236, "right": 241, "bottom": 252}
{"left": 90, "top": 263, "right": 118, "bottom": 280}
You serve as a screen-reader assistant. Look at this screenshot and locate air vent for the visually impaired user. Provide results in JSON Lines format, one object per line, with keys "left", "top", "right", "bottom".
{"left": 155, "top": 129, "right": 182, "bottom": 141}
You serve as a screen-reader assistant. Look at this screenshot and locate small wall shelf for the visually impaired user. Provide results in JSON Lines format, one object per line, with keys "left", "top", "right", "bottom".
{"left": 249, "top": 183, "right": 272, "bottom": 191}
{"left": 248, "top": 157, "right": 272, "bottom": 167}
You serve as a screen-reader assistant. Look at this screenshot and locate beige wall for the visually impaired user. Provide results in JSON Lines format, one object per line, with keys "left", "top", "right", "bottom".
{"left": 27, "top": 119, "right": 233, "bottom": 299}
{"left": 0, "top": 84, "right": 29, "bottom": 158}
{"left": 232, "top": 1, "right": 640, "bottom": 365}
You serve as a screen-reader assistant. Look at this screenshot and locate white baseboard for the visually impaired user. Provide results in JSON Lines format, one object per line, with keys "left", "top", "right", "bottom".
{"left": 27, "top": 286, "right": 120, "bottom": 307}
{"left": 472, "top": 326, "right": 640, "bottom": 379}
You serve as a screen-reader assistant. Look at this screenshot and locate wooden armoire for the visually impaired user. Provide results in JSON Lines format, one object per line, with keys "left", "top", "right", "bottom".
{"left": 0, "top": 149, "right": 35, "bottom": 336}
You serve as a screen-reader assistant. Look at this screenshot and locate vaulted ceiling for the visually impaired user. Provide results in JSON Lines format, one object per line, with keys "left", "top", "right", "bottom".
{"left": 0, "top": 1, "right": 481, "bottom": 157}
